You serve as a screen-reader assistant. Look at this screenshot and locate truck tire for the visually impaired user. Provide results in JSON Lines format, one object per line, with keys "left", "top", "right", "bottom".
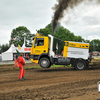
{"left": 39, "top": 57, "right": 51, "bottom": 68}
{"left": 75, "top": 60, "right": 86, "bottom": 70}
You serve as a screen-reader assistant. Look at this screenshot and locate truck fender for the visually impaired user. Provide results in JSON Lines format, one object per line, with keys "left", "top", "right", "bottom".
{"left": 38, "top": 53, "right": 49, "bottom": 61}
{"left": 38, "top": 53, "right": 53, "bottom": 64}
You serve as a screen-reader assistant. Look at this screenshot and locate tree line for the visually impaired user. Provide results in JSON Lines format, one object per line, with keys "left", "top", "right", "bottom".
{"left": 37, "top": 23, "right": 100, "bottom": 53}
{"left": 0, "top": 44, "right": 9, "bottom": 54}
{"left": 0, "top": 24, "right": 100, "bottom": 54}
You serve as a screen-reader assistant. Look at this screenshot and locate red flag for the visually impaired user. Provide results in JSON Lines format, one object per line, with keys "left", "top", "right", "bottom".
{"left": 14, "top": 59, "right": 19, "bottom": 68}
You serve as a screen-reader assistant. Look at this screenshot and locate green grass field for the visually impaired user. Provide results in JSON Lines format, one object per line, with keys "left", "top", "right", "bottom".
{"left": 0, "top": 64, "right": 71, "bottom": 71}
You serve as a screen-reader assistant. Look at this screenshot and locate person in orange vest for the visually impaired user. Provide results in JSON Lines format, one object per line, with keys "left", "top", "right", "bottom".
{"left": 18, "top": 53, "right": 25, "bottom": 80}
{"left": 15, "top": 53, "right": 25, "bottom": 80}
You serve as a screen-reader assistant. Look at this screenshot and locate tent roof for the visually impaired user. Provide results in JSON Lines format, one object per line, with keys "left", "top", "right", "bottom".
{"left": 2, "top": 43, "right": 31, "bottom": 54}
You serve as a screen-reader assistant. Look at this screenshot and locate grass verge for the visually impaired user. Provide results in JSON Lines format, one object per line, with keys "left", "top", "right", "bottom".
{"left": 0, "top": 65, "right": 71, "bottom": 71}
{"left": 0, "top": 62, "right": 99, "bottom": 72}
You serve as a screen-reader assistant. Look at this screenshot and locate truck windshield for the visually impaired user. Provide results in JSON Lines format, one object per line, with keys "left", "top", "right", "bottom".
{"left": 35, "top": 38, "right": 44, "bottom": 46}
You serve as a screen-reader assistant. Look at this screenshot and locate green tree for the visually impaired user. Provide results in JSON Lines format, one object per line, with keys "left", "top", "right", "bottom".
{"left": 37, "top": 24, "right": 52, "bottom": 36}
{"left": 90, "top": 39, "right": 100, "bottom": 52}
{"left": 0, "top": 44, "right": 9, "bottom": 53}
{"left": 0, "top": 44, "right": 1, "bottom": 54}
{"left": 9, "top": 26, "right": 35, "bottom": 47}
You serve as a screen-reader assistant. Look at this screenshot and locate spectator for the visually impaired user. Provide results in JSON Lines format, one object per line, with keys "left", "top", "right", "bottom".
{"left": 61, "top": 49, "right": 63, "bottom": 56}
{"left": 18, "top": 53, "right": 25, "bottom": 80}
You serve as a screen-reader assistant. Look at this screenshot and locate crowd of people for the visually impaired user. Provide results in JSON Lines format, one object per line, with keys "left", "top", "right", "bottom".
{"left": 13, "top": 53, "right": 31, "bottom": 61}
{"left": 54, "top": 49, "right": 64, "bottom": 58}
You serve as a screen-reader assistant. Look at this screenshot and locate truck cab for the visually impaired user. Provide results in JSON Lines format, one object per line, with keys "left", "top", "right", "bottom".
{"left": 31, "top": 34, "right": 54, "bottom": 67}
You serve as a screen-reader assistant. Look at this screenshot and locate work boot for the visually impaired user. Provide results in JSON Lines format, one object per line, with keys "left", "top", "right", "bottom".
{"left": 19, "top": 79, "right": 23, "bottom": 81}
{"left": 22, "top": 77, "right": 26, "bottom": 80}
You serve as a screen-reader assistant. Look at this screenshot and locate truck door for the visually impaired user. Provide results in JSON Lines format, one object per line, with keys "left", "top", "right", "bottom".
{"left": 33, "top": 38, "right": 46, "bottom": 55}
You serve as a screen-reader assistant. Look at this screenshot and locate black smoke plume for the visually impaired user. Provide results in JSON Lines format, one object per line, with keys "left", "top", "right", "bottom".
{"left": 52, "top": 0, "right": 99, "bottom": 36}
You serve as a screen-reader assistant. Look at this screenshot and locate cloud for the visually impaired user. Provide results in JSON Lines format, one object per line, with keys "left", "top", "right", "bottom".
{"left": 61, "top": 2, "right": 100, "bottom": 41}
{"left": 83, "top": 35, "right": 100, "bottom": 41}
{"left": 0, "top": 0, "right": 56, "bottom": 45}
{"left": 82, "top": 16, "right": 100, "bottom": 25}
{"left": 0, "top": 0, "right": 100, "bottom": 45}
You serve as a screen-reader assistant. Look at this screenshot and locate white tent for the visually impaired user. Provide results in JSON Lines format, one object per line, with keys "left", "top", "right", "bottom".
{"left": 2, "top": 44, "right": 15, "bottom": 61}
{"left": 2, "top": 43, "right": 31, "bottom": 61}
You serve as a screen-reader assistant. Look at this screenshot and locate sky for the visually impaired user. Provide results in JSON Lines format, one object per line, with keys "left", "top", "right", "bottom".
{"left": 0, "top": 0, "right": 100, "bottom": 45}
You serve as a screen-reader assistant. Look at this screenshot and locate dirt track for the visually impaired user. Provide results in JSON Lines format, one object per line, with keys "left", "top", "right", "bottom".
{"left": 0, "top": 62, "right": 100, "bottom": 100}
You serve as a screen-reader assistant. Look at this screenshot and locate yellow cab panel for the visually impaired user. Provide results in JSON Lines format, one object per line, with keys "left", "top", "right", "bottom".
{"left": 31, "top": 36, "right": 49, "bottom": 55}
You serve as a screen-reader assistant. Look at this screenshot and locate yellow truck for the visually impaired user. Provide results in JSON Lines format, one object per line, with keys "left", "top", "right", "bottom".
{"left": 31, "top": 34, "right": 90, "bottom": 70}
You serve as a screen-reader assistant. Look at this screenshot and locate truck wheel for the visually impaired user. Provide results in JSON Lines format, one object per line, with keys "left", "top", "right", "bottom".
{"left": 39, "top": 57, "right": 51, "bottom": 68}
{"left": 75, "top": 60, "right": 86, "bottom": 70}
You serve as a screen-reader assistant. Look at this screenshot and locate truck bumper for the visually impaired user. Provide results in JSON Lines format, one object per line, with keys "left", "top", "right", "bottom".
{"left": 31, "top": 55, "right": 39, "bottom": 63}
{"left": 31, "top": 59, "right": 39, "bottom": 64}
